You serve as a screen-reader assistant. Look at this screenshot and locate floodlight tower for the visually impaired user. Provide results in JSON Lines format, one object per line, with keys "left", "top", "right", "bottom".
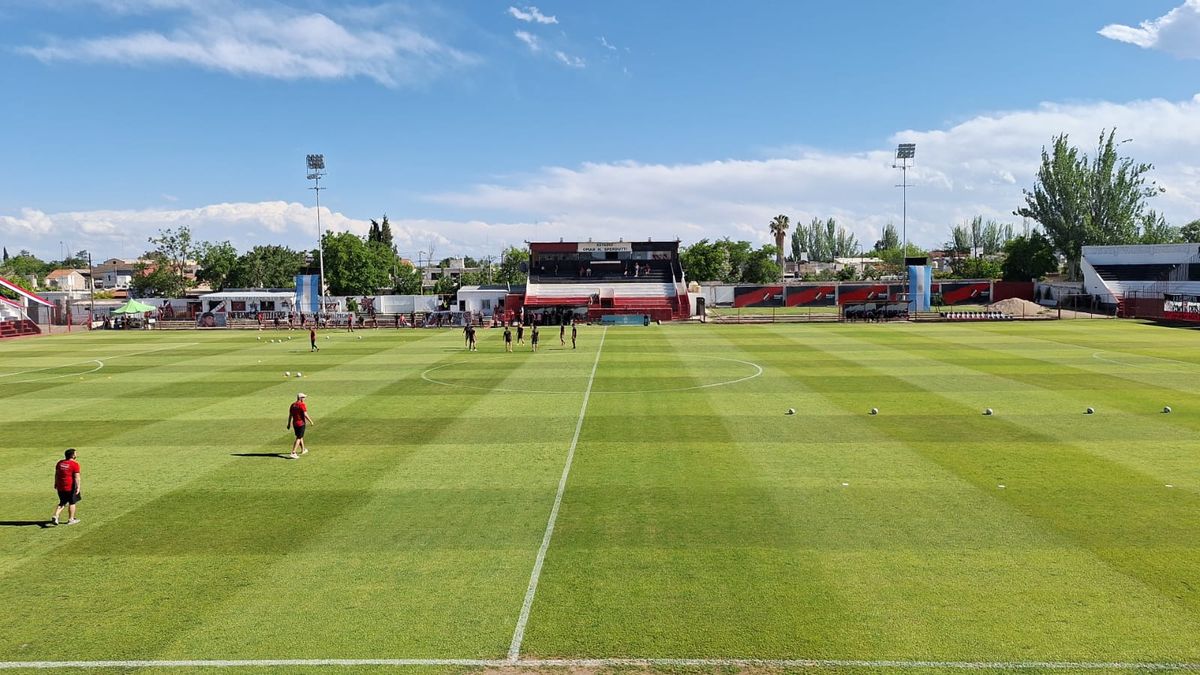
{"left": 893, "top": 143, "right": 916, "bottom": 259}
{"left": 306, "top": 154, "right": 327, "bottom": 320}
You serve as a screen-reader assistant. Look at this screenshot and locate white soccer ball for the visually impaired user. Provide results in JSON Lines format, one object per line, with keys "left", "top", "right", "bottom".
{"left": 983, "top": 408, "right": 993, "bottom": 416}
{"left": 296, "top": 372, "right": 302, "bottom": 378}
{"left": 786, "top": 408, "right": 796, "bottom": 415}
{"left": 1164, "top": 406, "right": 1172, "bottom": 414}
{"left": 869, "top": 407, "right": 879, "bottom": 415}
{"left": 358, "top": 336, "right": 362, "bottom": 340}
{"left": 1085, "top": 407, "right": 1095, "bottom": 415}
{"left": 284, "top": 371, "right": 291, "bottom": 377}
{"left": 257, "top": 336, "right": 261, "bottom": 340}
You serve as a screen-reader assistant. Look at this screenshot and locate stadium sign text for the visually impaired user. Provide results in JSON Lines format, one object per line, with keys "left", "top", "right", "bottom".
{"left": 578, "top": 242, "right": 633, "bottom": 253}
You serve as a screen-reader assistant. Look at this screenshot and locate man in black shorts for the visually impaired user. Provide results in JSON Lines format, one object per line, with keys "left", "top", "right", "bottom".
{"left": 467, "top": 324, "right": 478, "bottom": 351}
{"left": 52, "top": 448, "right": 82, "bottom": 525}
{"left": 530, "top": 324, "right": 539, "bottom": 352}
{"left": 516, "top": 323, "right": 524, "bottom": 345}
{"left": 503, "top": 325, "right": 513, "bottom": 352}
{"left": 287, "top": 393, "right": 314, "bottom": 459}
{"left": 571, "top": 322, "right": 577, "bottom": 349}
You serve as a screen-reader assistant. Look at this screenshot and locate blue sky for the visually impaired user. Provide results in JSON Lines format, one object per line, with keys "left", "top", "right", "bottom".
{"left": 3, "top": 0, "right": 1199, "bottom": 262}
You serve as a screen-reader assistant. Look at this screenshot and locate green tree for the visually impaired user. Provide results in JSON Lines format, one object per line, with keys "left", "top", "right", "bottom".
{"left": 196, "top": 241, "right": 239, "bottom": 290}
{"left": 393, "top": 261, "right": 423, "bottom": 294}
{"left": 680, "top": 239, "right": 729, "bottom": 282}
{"left": 874, "top": 223, "right": 900, "bottom": 252}
{"left": 227, "top": 245, "right": 305, "bottom": 289}
{"left": 1000, "top": 232, "right": 1058, "bottom": 281}
{"left": 432, "top": 270, "right": 459, "bottom": 295}
{"left": 836, "top": 265, "right": 859, "bottom": 281}
{"left": 131, "top": 254, "right": 183, "bottom": 297}
{"left": 741, "top": 245, "right": 781, "bottom": 284}
{"left": 875, "top": 242, "right": 928, "bottom": 267}
{"left": 1016, "top": 130, "right": 1162, "bottom": 279}
{"left": 321, "top": 232, "right": 393, "bottom": 295}
{"left": 0, "top": 251, "right": 49, "bottom": 282}
{"left": 950, "top": 256, "right": 1003, "bottom": 279}
{"left": 1138, "top": 211, "right": 1182, "bottom": 243}
{"left": 368, "top": 215, "right": 395, "bottom": 249}
{"left": 768, "top": 214, "right": 789, "bottom": 273}
{"left": 495, "top": 246, "right": 530, "bottom": 285}
{"left": 1181, "top": 219, "right": 1200, "bottom": 243}
{"left": 945, "top": 225, "right": 970, "bottom": 254}
{"left": 1, "top": 247, "right": 7, "bottom": 262}
{"left": 145, "top": 226, "right": 197, "bottom": 297}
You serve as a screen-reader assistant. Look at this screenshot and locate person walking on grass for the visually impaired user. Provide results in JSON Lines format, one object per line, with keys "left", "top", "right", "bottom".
{"left": 52, "top": 448, "right": 81, "bottom": 526}
{"left": 516, "top": 322, "right": 524, "bottom": 345}
{"left": 560, "top": 323, "right": 566, "bottom": 346}
{"left": 287, "top": 393, "right": 314, "bottom": 459}
{"left": 503, "top": 325, "right": 513, "bottom": 352}
{"left": 531, "top": 324, "right": 540, "bottom": 352}
{"left": 571, "top": 322, "right": 577, "bottom": 350}
{"left": 467, "top": 324, "right": 478, "bottom": 351}
{"left": 310, "top": 327, "right": 319, "bottom": 352}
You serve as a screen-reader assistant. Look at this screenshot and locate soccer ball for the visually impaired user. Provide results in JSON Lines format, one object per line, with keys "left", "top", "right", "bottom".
{"left": 869, "top": 407, "right": 879, "bottom": 415}
{"left": 785, "top": 408, "right": 796, "bottom": 415}
{"left": 296, "top": 372, "right": 302, "bottom": 378}
{"left": 284, "top": 372, "right": 291, "bottom": 377}
{"left": 1164, "top": 406, "right": 1172, "bottom": 414}
{"left": 1085, "top": 407, "right": 1095, "bottom": 415}
{"left": 257, "top": 336, "right": 261, "bottom": 340}
{"left": 358, "top": 336, "right": 362, "bottom": 340}
{"left": 983, "top": 408, "right": 993, "bottom": 416}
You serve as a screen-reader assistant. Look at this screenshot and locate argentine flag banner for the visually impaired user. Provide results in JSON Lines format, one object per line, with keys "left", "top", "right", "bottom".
{"left": 295, "top": 275, "right": 321, "bottom": 314}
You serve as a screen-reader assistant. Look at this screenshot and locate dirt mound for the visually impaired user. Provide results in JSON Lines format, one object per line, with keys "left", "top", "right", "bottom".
{"left": 987, "top": 297, "right": 1051, "bottom": 317}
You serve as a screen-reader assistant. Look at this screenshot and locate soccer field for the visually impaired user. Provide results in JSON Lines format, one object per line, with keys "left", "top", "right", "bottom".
{"left": 2, "top": 320, "right": 1199, "bottom": 672}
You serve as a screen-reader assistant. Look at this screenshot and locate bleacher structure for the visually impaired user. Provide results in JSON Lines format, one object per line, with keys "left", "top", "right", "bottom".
{"left": 0, "top": 274, "right": 51, "bottom": 338}
{"left": 517, "top": 241, "right": 690, "bottom": 322}
{"left": 1082, "top": 244, "right": 1200, "bottom": 321}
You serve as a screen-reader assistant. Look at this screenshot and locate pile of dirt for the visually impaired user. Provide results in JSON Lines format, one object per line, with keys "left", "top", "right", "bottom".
{"left": 987, "top": 297, "right": 1052, "bottom": 317}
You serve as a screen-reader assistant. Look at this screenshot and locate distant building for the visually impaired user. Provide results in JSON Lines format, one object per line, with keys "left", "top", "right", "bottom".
{"left": 45, "top": 269, "right": 88, "bottom": 291}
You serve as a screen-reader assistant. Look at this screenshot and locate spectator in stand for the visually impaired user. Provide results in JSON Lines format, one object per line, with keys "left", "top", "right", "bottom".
{"left": 51, "top": 448, "right": 82, "bottom": 526}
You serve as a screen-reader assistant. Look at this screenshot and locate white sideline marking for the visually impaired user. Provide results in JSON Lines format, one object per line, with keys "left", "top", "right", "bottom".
{"left": 2, "top": 657, "right": 1199, "bottom": 670}
{"left": 507, "top": 326, "right": 607, "bottom": 661}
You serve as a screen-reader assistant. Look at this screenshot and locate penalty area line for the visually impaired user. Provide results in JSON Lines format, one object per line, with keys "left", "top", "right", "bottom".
{"left": 507, "top": 326, "right": 607, "bottom": 661}
{"left": 2, "top": 657, "right": 1199, "bottom": 670}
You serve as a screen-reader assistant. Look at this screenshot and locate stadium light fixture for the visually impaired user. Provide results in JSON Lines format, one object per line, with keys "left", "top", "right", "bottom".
{"left": 893, "top": 143, "right": 916, "bottom": 277}
{"left": 306, "top": 154, "right": 327, "bottom": 320}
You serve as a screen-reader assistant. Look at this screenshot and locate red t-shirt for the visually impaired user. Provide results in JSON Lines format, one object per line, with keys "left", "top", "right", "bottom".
{"left": 290, "top": 401, "right": 308, "bottom": 427}
{"left": 55, "top": 459, "right": 80, "bottom": 491}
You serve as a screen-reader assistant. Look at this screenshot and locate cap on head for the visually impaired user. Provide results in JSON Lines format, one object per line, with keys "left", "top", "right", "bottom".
{"left": 64, "top": 448, "right": 76, "bottom": 459}
{"left": 297, "top": 393, "right": 307, "bottom": 399}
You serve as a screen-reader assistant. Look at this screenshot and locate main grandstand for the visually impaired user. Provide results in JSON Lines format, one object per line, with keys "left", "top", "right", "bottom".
{"left": 516, "top": 241, "right": 689, "bottom": 322}
{"left": 0, "top": 274, "right": 50, "bottom": 338}
{"left": 1082, "top": 243, "right": 1200, "bottom": 321}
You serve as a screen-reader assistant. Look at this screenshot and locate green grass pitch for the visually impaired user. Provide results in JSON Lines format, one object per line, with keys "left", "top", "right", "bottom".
{"left": 1, "top": 320, "right": 1199, "bottom": 671}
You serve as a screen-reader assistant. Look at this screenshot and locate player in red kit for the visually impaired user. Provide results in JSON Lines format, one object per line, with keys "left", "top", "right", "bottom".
{"left": 286, "top": 393, "right": 314, "bottom": 459}
{"left": 52, "top": 448, "right": 82, "bottom": 525}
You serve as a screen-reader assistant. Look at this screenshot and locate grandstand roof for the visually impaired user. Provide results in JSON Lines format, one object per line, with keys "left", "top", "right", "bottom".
{"left": 0, "top": 274, "right": 52, "bottom": 307}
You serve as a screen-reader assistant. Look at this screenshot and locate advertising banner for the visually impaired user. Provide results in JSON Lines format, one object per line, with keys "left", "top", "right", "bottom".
{"left": 733, "top": 286, "right": 784, "bottom": 307}
{"left": 784, "top": 285, "right": 836, "bottom": 307}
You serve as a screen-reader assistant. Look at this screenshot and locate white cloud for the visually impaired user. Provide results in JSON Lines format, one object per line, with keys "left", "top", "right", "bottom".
{"left": 1099, "top": 0, "right": 1200, "bottom": 59}
{"left": 18, "top": 2, "right": 477, "bottom": 86}
{"left": 507, "top": 6, "right": 557, "bottom": 25}
{"left": 598, "top": 35, "right": 617, "bottom": 51}
{"left": 428, "top": 94, "right": 1200, "bottom": 250}
{"left": 6, "top": 94, "right": 1200, "bottom": 261}
{"left": 514, "top": 30, "right": 540, "bottom": 52}
{"left": 554, "top": 50, "right": 584, "bottom": 68}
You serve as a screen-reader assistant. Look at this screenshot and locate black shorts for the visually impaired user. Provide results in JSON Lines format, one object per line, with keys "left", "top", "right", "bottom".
{"left": 57, "top": 489, "right": 80, "bottom": 506}
{"left": 293, "top": 424, "right": 306, "bottom": 439}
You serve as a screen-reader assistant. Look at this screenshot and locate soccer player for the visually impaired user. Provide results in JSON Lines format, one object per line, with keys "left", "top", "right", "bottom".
{"left": 571, "top": 323, "right": 577, "bottom": 350}
{"left": 310, "top": 327, "right": 319, "bottom": 352}
{"left": 286, "top": 393, "right": 314, "bottom": 459}
{"left": 560, "top": 323, "right": 566, "bottom": 346}
{"left": 467, "top": 324, "right": 477, "bottom": 351}
{"left": 52, "top": 448, "right": 82, "bottom": 526}
{"left": 503, "top": 325, "right": 513, "bottom": 352}
{"left": 531, "top": 324, "right": 539, "bottom": 352}
{"left": 516, "top": 323, "right": 525, "bottom": 345}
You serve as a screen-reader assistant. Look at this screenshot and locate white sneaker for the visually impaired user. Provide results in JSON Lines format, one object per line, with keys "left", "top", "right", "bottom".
{"left": 51, "top": 516, "right": 59, "bottom": 525}
{"left": 66, "top": 518, "right": 80, "bottom": 525}
{"left": 288, "top": 453, "right": 298, "bottom": 459}
{"left": 300, "top": 448, "right": 308, "bottom": 455}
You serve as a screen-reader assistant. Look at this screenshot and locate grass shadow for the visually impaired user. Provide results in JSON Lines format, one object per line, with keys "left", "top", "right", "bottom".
{"left": 229, "top": 452, "right": 292, "bottom": 459}
{"left": 0, "top": 520, "right": 54, "bottom": 528}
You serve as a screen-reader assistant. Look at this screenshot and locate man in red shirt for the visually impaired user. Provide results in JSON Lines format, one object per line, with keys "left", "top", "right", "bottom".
{"left": 52, "top": 448, "right": 82, "bottom": 526}
{"left": 286, "top": 393, "right": 314, "bottom": 459}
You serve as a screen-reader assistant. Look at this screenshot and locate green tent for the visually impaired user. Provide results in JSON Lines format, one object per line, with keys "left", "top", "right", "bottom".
{"left": 111, "top": 299, "right": 157, "bottom": 315}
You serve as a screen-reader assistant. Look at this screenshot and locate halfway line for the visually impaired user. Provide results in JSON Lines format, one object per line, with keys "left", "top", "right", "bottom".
{"left": 507, "top": 326, "right": 607, "bottom": 661}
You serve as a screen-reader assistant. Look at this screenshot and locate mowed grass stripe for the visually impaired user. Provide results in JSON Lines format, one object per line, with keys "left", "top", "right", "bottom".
{"left": 0, "top": 329, "right": 508, "bottom": 660}
{"left": 522, "top": 327, "right": 864, "bottom": 659}
{"left": 772, "top": 323, "right": 1200, "bottom": 658}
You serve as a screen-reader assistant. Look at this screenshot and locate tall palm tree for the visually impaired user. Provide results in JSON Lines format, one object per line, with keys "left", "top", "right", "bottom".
{"left": 769, "top": 214, "right": 790, "bottom": 278}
